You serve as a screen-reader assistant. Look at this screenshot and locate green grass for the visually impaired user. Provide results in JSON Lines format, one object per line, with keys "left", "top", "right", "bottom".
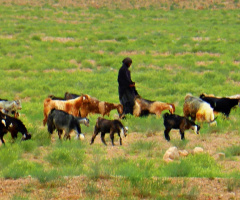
{"left": 224, "top": 145, "right": 240, "bottom": 158}
{"left": 160, "top": 153, "right": 222, "bottom": 178}
{"left": 0, "top": 3, "right": 239, "bottom": 198}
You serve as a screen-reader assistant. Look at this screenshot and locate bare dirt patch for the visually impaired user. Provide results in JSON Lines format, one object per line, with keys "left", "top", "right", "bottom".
{"left": 42, "top": 36, "right": 75, "bottom": 43}
{"left": 0, "top": 176, "right": 239, "bottom": 200}
{"left": 1, "top": 130, "right": 239, "bottom": 199}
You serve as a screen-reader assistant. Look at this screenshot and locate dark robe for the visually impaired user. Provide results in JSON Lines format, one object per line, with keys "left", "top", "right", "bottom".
{"left": 117, "top": 63, "right": 138, "bottom": 114}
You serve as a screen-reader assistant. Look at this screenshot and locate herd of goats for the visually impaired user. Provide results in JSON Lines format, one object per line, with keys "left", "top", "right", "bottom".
{"left": 0, "top": 92, "right": 239, "bottom": 145}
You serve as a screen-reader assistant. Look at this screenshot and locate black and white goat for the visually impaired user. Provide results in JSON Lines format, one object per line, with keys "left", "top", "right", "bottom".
{"left": 0, "top": 111, "right": 31, "bottom": 144}
{"left": 200, "top": 93, "right": 240, "bottom": 117}
{"left": 163, "top": 113, "right": 200, "bottom": 141}
{"left": 90, "top": 117, "right": 128, "bottom": 146}
{"left": 47, "top": 109, "right": 89, "bottom": 140}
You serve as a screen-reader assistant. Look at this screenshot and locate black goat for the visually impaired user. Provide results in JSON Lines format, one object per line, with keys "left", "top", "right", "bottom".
{"left": 64, "top": 92, "right": 81, "bottom": 100}
{"left": 163, "top": 113, "right": 200, "bottom": 141}
{"left": 200, "top": 93, "right": 240, "bottom": 117}
{"left": 90, "top": 117, "right": 128, "bottom": 146}
{"left": 0, "top": 111, "right": 31, "bottom": 144}
{"left": 47, "top": 109, "right": 89, "bottom": 140}
{"left": 48, "top": 94, "right": 66, "bottom": 100}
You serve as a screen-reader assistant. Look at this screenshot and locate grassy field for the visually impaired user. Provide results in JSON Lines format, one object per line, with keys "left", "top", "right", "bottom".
{"left": 0, "top": 1, "right": 240, "bottom": 199}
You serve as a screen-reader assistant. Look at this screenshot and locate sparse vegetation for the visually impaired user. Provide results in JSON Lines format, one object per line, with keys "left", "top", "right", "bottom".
{"left": 0, "top": 0, "right": 239, "bottom": 199}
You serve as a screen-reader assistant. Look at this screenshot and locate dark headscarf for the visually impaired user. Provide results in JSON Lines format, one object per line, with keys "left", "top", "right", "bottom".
{"left": 122, "top": 57, "right": 132, "bottom": 66}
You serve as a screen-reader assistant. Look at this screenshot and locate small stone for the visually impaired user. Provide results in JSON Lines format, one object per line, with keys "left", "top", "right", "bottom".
{"left": 178, "top": 150, "right": 189, "bottom": 157}
{"left": 193, "top": 147, "right": 204, "bottom": 154}
{"left": 163, "top": 146, "right": 180, "bottom": 162}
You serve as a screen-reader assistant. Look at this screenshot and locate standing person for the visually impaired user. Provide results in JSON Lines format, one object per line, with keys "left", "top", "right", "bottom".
{"left": 118, "top": 57, "right": 139, "bottom": 115}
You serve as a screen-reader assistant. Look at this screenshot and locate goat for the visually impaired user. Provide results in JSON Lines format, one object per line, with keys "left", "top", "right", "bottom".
{"left": 79, "top": 94, "right": 123, "bottom": 118}
{"left": 48, "top": 94, "right": 65, "bottom": 100}
{"left": 133, "top": 96, "right": 175, "bottom": 117}
{"left": 228, "top": 94, "right": 240, "bottom": 99}
{"left": 90, "top": 117, "right": 128, "bottom": 146}
{"left": 0, "top": 111, "right": 31, "bottom": 144}
{"left": 64, "top": 92, "right": 81, "bottom": 100}
{"left": 47, "top": 109, "right": 89, "bottom": 140}
{"left": 43, "top": 95, "right": 87, "bottom": 126}
{"left": 163, "top": 113, "right": 200, "bottom": 141}
{"left": 0, "top": 99, "right": 22, "bottom": 118}
{"left": 183, "top": 94, "right": 217, "bottom": 125}
{"left": 200, "top": 93, "right": 240, "bottom": 117}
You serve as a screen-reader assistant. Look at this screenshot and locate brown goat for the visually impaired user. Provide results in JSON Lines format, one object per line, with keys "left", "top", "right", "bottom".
{"left": 43, "top": 95, "right": 87, "bottom": 126}
{"left": 79, "top": 94, "right": 123, "bottom": 118}
{"left": 133, "top": 96, "right": 175, "bottom": 117}
{"left": 90, "top": 117, "right": 128, "bottom": 146}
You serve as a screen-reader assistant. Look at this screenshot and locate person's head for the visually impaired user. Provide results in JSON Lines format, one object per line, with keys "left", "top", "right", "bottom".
{"left": 122, "top": 57, "right": 132, "bottom": 67}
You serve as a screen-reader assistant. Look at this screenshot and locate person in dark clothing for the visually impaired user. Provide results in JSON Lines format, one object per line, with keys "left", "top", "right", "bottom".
{"left": 118, "top": 57, "right": 139, "bottom": 115}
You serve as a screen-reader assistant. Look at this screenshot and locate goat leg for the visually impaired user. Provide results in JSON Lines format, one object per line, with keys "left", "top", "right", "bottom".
{"left": 100, "top": 132, "right": 107, "bottom": 146}
{"left": 110, "top": 132, "right": 115, "bottom": 146}
{"left": 180, "top": 130, "right": 185, "bottom": 140}
{"left": 90, "top": 131, "right": 98, "bottom": 145}
{"left": 164, "top": 128, "right": 171, "bottom": 141}
{"left": 63, "top": 131, "right": 70, "bottom": 140}
{"left": 0, "top": 136, "right": 5, "bottom": 145}
{"left": 58, "top": 130, "right": 63, "bottom": 139}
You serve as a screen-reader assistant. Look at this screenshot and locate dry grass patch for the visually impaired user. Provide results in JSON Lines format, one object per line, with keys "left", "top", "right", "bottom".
{"left": 42, "top": 36, "right": 75, "bottom": 43}
{"left": 192, "top": 37, "right": 210, "bottom": 41}
{"left": 69, "top": 59, "right": 81, "bottom": 68}
{"left": 119, "top": 51, "right": 145, "bottom": 56}
{"left": 0, "top": 176, "right": 239, "bottom": 200}
{"left": 233, "top": 61, "right": 240, "bottom": 65}
{"left": 0, "top": 35, "right": 13, "bottom": 39}
{"left": 196, "top": 61, "right": 214, "bottom": 66}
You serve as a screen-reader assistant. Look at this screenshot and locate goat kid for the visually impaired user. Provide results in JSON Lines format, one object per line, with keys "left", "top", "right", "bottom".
{"left": 0, "top": 111, "right": 31, "bottom": 144}
{"left": 163, "top": 113, "right": 200, "bottom": 141}
{"left": 90, "top": 117, "right": 128, "bottom": 146}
